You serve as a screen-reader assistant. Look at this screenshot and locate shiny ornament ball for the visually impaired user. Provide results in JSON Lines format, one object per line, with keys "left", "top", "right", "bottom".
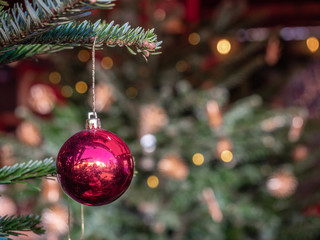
{"left": 56, "top": 129, "right": 134, "bottom": 206}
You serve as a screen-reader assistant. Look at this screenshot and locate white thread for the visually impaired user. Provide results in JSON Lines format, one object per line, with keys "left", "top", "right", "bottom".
{"left": 92, "top": 37, "right": 97, "bottom": 117}
{"left": 80, "top": 204, "right": 84, "bottom": 240}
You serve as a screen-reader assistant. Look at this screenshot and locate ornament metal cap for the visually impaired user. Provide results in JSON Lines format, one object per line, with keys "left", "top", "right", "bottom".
{"left": 86, "top": 112, "right": 101, "bottom": 129}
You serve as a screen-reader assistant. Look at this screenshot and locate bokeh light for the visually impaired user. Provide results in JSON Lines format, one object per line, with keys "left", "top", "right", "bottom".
{"left": 158, "top": 155, "right": 189, "bottom": 180}
{"left": 188, "top": 32, "right": 200, "bottom": 45}
{"left": 101, "top": 56, "right": 113, "bottom": 69}
{"left": 176, "top": 60, "right": 188, "bottom": 72}
{"left": 126, "top": 86, "right": 138, "bottom": 99}
{"left": 193, "top": 153, "right": 204, "bottom": 166}
{"left": 61, "top": 85, "right": 73, "bottom": 98}
{"left": 16, "top": 121, "right": 42, "bottom": 147}
{"left": 49, "top": 72, "right": 61, "bottom": 84}
{"left": 147, "top": 175, "right": 159, "bottom": 188}
{"left": 140, "top": 134, "right": 157, "bottom": 153}
{"left": 75, "top": 81, "right": 88, "bottom": 94}
{"left": 29, "top": 84, "right": 57, "bottom": 114}
{"left": 154, "top": 8, "right": 166, "bottom": 21}
{"left": 78, "top": 50, "right": 90, "bottom": 62}
{"left": 221, "top": 150, "right": 233, "bottom": 162}
{"left": 306, "top": 36, "right": 319, "bottom": 53}
{"left": 217, "top": 39, "right": 231, "bottom": 55}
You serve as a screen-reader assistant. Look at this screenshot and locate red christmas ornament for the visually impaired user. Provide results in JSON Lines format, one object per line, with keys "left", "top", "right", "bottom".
{"left": 56, "top": 112, "right": 134, "bottom": 206}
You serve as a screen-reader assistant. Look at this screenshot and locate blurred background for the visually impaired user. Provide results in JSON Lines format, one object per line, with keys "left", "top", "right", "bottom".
{"left": 1, "top": 0, "right": 320, "bottom": 239}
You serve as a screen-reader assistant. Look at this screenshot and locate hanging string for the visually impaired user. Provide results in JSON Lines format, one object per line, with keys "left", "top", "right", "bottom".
{"left": 67, "top": 198, "right": 71, "bottom": 240}
{"left": 80, "top": 205, "right": 85, "bottom": 240}
{"left": 92, "top": 37, "right": 97, "bottom": 117}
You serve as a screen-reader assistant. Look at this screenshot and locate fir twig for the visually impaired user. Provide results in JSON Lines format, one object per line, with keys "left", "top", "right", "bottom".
{"left": 0, "top": 0, "right": 115, "bottom": 48}
{"left": 0, "top": 215, "right": 44, "bottom": 239}
{"left": 0, "top": 0, "right": 162, "bottom": 64}
{"left": 0, "top": 158, "right": 56, "bottom": 184}
{"left": 0, "top": 20, "right": 161, "bottom": 64}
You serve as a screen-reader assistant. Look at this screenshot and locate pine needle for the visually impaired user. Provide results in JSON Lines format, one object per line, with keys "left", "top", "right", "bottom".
{"left": 0, "top": 158, "right": 56, "bottom": 185}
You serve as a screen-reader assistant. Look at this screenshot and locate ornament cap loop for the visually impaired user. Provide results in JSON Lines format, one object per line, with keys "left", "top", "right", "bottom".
{"left": 86, "top": 112, "right": 101, "bottom": 129}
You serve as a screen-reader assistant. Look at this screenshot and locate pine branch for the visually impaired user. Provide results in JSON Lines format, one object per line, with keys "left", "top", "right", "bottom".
{"left": 0, "top": 20, "right": 161, "bottom": 64}
{"left": 0, "top": 215, "right": 44, "bottom": 239}
{"left": 0, "top": 158, "right": 56, "bottom": 184}
{"left": 0, "top": 0, "right": 115, "bottom": 48}
{"left": 0, "top": 1, "right": 8, "bottom": 6}
{"left": 0, "top": 0, "right": 162, "bottom": 64}
{"left": 0, "top": 43, "right": 71, "bottom": 63}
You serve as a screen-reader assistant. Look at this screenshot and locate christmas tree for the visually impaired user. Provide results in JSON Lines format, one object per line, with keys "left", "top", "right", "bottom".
{"left": 1, "top": 0, "right": 320, "bottom": 239}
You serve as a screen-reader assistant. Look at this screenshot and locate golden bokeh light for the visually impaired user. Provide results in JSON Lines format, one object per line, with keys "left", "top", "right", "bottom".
{"left": 101, "top": 56, "right": 113, "bottom": 69}
{"left": 217, "top": 39, "right": 231, "bottom": 55}
{"left": 192, "top": 153, "right": 204, "bottom": 166}
{"left": 75, "top": 81, "right": 88, "bottom": 94}
{"left": 221, "top": 150, "right": 233, "bottom": 162}
{"left": 126, "top": 86, "right": 138, "bottom": 99}
{"left": 61, "top": 85, "right": 73, "bottom": 98}
{"left": 188, "top": 32, "right": 201, "bottom": 45}
{"left": 176, "top": 60, "right": 188, "bottom": 72}
{"left": 306, "top": 36, "right": 319, "bottom": 53}
{"left": 78, "top": 49, "right": 90, "bottom": 62}
{"left": 49, "top": 72, "right": 61, "bottom": 84}
{"left": 147, "top": 175, "right": 159, "bottom": 188}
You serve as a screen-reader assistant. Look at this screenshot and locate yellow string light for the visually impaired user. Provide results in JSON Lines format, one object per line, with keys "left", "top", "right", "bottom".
{"left": 217, "top": 39, "right": 231, "bottom": 55}
{"left": 192, "top": 153, "right": 204, "bottom": 166}
{"left": 147, "top": 176, "right": 159, "bottom": 188}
